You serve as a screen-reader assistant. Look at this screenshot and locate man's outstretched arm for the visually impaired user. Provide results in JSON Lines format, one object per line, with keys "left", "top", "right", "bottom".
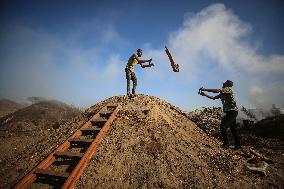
{"left": 139, "top": 58, "right": 154, "bottom": 68}
{"left": 134, "top": 56, "right": 152, "bottom": 64}
{"left": 138, "top": 59, "right": 151, "bottom": 64}
{"left": 199, "top": 91, "right": 221, "bottom": 100}
{"left": 200, "top": 87, "right": 221, "bottom": 93}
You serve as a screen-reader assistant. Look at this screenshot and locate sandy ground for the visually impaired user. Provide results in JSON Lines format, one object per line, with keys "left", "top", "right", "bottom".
{"left": 0, "top": 101, "right": 83, "bottom": 188}
{"left": 77, "top": 95, "right": 256, "bottom": 189}
{"left": 0, "top": 95, "right": 283, "bottom": 189}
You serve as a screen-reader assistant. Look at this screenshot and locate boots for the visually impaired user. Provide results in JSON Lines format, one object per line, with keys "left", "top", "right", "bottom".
{"left": 127, "top": 91, "right": 131, "bottom": 96}
{"left": 132, "top": 89, "right": 136, "bottom": 95}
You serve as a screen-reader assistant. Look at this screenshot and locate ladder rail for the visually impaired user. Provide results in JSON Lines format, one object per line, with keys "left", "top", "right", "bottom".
{"left": 62, "top": 106, "right": 119, "bottom": 188}
{"left": 13, "top": 105, "right": 118, "bottom": 189}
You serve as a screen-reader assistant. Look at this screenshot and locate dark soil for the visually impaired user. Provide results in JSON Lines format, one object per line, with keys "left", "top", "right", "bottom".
{"left": 189, "top": 107, "right": 284, "bottom": 189}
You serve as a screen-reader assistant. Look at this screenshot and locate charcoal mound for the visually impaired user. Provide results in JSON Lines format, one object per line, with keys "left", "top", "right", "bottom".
{"left": 76, "top": 95, "right": 254, "bottom": 189}
{"left": 246, "top": 114, "right": 284, "bottom": 141}
{"left": 189, "top": 107, "right": 284, "bottom": 189}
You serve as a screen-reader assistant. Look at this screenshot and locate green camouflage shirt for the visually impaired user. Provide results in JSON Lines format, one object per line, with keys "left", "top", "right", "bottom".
{"left": 220, "top": 87, "right": 238, "bottom": 112}
{"left": 126, "top": 53, "right": 139, "bottom": 72}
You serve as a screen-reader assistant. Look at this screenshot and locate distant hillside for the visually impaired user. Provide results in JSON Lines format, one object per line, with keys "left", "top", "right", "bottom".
{"left": 0, "top": 100, "right": 85, "bottom": 188}
{"left": 0, "top": 99, "right": 25, "bottom": 118}
{"left": 0, "top": 100, "right": 82, "bottom": 132}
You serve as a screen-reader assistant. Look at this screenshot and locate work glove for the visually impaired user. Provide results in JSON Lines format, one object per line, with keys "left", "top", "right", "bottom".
{"left": 199, "top": 91, "right": 206, "bottom": 96}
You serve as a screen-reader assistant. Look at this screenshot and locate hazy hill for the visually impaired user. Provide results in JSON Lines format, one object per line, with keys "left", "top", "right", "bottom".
{"left": 0, "top": 100, "right": 82, "bottom": 132}
{"left": 0, "top": 99, "right": 25, "bottom": 118}
{"left": 0, "top": 100, "right": 84, "bottom": 188}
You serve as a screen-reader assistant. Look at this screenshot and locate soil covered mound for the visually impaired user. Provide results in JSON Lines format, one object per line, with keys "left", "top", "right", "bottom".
{"left": 189, "top": 107, "right": 284, "bottom": 189}
{"left": 0, "top": 99, "right": 25, "bottom": 118}
{"left": 0, "top": 100, "right": 81, "bottom": 132}
{"left": 2, "top": 95, "right": 282, "bottom": 188}
{"left": 244, "top": 114, "right": 284, "bottom": 141}
{"left": 188, "top": 107, "right": 222, "bottom": 139}
{"left": 0, "top": 100, "right": 83, "bottom": 188}
{"left": 76, "top": 95, "right": 255, "bottom": 188}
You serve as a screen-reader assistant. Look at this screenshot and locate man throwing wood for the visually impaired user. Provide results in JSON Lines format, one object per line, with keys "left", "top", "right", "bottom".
{"left": 198, "top": 80, "right": 241, "bottom": 149}
{"left": 125, "top": 49, "right": 154, "bottom": 96}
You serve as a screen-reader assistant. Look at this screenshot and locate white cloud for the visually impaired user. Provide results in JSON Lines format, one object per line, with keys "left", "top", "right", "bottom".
{"left": 167, "top": 3, "right": 284, "bottom": 75}
{"left": 249, "top": 86, "right": 263, "bottom": 97}
{"left": 248, "top": 85, "right": 264, "bottom": 105}
{"left": 104, "top": 54, "right": 123, "bottom": 78}
{"left": 247, "top": 83, "right": 284, "bottom": 108}
{"left": 143, "top": 3, "right": 284, "bottom": 108}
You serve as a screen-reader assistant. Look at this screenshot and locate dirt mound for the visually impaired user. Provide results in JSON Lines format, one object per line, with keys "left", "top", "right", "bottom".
{"left": 189, "top": 107, "right": 284, "bottom": 189}
{"left": 76, "top": 95, "right": 255, "bottom": 188}
{"left": 0, "top": 100, "right": 81, "bottom": 132}
{"left": 2, "top": 95, "right": 283, "bottom": 188}
{"left": 245, "top": 114, "right": 284, "bottom": 141}
{"left": 0, "top": 99, "right": 25, "bottom": 118}
{"left": 0, "top": 100, "right": 84, "bottom": 188}
{"left": 188, "top": 107, "right": 222, "bottom": 139}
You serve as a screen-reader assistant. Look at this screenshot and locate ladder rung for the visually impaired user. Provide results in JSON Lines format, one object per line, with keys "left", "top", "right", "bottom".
{"left": 69, "top": 138, "right": 93, "bottom": 145}
{"left": 54, "top": 151, "right": 84, "bottom": 159}
{"left": 92, "top": 118, "right": 108, "bottom": 122}
{"left": 90, "top": 119, "right": 107, "bottom": 126}
{"left": 107, "top": 105, "right": 117, "bottom": 111}
{"left": 99, "top": 111, "right": 113, "bottom": 115}
{"left": 35, "top": 168, "right": 69, "bottom": 179}
{"left": 81, "top": 128, "right": 101, "bottom": 134}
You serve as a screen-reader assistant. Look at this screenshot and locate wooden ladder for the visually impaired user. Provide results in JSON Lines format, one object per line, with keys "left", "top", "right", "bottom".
{"left": 13, "top": 105, "right": 119, "bottom": 189}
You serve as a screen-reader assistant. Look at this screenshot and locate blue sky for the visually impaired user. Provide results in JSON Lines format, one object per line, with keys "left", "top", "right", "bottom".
{"left": 0, "top": 0, "right": 283, "bottom": 110}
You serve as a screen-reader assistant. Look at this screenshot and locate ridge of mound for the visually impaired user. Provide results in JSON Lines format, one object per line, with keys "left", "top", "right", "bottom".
{"left": 76, "top": 95, "right": 254, "bottom": 188}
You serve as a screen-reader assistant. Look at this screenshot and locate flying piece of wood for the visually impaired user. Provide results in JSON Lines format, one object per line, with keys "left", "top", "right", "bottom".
{"left": 165, "top": 46, "right": 179, "bottom": 72}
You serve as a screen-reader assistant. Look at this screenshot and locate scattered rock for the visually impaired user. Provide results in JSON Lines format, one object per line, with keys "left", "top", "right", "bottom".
{"left": 246, "top": 160, "right": 269, "bottom": 176}
{"left": 52, "top": 121, "right": 60, "bottom": 129}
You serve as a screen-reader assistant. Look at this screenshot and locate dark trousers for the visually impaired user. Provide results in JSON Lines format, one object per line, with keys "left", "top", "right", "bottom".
{"left": 220, "top": 110, "right": 241, "bottom": 146}
{"left": 125, "top": 68, "right": 137, "bottom": 94}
